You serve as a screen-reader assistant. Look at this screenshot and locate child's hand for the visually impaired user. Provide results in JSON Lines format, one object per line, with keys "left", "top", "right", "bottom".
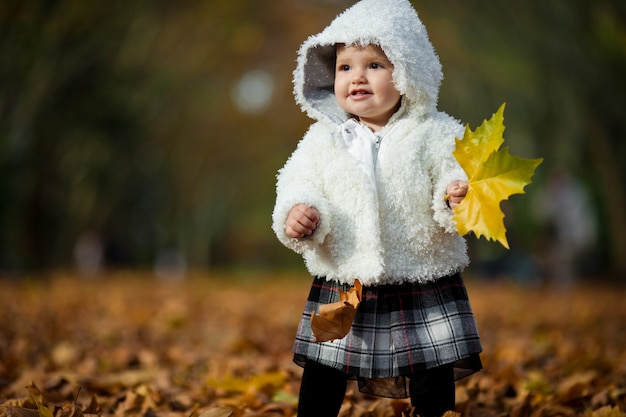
{"left": 445, "top": 181, "right": 468, "bottom": 209}
{"left": 286, "top": 204, "right": 320, "bottom": 238}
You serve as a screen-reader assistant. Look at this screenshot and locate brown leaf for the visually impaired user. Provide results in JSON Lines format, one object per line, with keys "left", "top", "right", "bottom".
{"left": 584, "top": 406, "right": 626, "bottom": 417}
{"left": 510, "top": 392, "right": 534, "bottom": 417}
{"left": 114, "top": 391, "right": 145, "bottom": 416}
{"left": 367, "top": 398, "right": 412, "bottom": 417}
{"left": 196, "top": 407, "right": 235, "bottom": 417}
{"left": 557, "top": 371, "right": 597, "bottom": 403}
{"left": 311, "top": 280, "right": 362, "bottom": 342}
{"left": 24, "top": 383, "right": 43, "bottom": 407}
{"left": 82, "top": 395, "right": 102, "bottom": 416}
{"left": 591, "top": 390, "right": 612, "bottom": 408}
{"left": 0, "top": 406, "right": 40, "bottom": 417}
{"left": 53, "top": 403, "right": 84, "bottom": 417}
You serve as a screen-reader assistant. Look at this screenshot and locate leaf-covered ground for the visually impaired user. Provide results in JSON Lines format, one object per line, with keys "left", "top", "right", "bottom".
{"left": 0, "top": 272, "right": 625, "bottom": 417}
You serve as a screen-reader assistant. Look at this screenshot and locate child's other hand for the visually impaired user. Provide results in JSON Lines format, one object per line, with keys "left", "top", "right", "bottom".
{"left": 286, "top": 204, "right": 320, "bottom": 238}
{"left": 446, "top": 181, "right": 468, "bottom": 209}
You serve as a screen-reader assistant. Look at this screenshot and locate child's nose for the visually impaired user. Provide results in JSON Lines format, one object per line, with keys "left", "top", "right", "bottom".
{"left": 351, "top": 70, "right": 366, "bottom": 83}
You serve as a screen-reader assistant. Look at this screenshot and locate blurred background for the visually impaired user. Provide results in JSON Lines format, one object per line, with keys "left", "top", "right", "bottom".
{"left": 0, "top": 0, "right": 624, "bottom": 284}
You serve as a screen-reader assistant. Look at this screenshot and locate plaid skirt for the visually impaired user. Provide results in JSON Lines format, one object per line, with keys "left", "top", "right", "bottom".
{"left": 293, "top": 274, "right": 483, "bottom": 398}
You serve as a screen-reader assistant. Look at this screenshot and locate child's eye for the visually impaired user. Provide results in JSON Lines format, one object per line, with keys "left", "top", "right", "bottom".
{"left": 370, "top": 63, "right": 382, "bottom": 69}
{"left": 338, "top": 64, "right": 351, "bottom": 71}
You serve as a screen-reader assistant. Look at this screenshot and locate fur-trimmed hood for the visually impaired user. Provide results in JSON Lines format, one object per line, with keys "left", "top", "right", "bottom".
{"left": 293, "top": 0, "right": 443, "bottom": 124}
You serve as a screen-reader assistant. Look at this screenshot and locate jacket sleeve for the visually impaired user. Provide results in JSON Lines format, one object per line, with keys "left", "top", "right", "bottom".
{"left": 271, "top": 125, "right": 332, "bottom": 254}
{"left": 427, "top": 113, "right": 467, "bottom": 234}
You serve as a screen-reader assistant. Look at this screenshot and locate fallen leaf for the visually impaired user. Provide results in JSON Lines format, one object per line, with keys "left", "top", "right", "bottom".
{"left": 584, "top": 406, "right": 626, "bottom": 417}
{"left": 0, "top": 407, "right": 39, "bottom": 417}
{"left": 2, "top": 273, "right": 626, "bottom": 417}
{"left": 452, "top": 103, "right": 543, "bottom": 248}
{"left": 207, "top": 371, "right": 287, "bottom": 397}
{"left": 557, "top": 371, "right": 597, "bottom": 403}
{"left": 311, "top": 280, "right": 362, "bottom": 342}
{"left": 509, "top": 392, "right": 534, "bottom": 417}
{"left": 24, "top": 383, "right": 43, "bottom": 407}
{"left": 82, "top": 395, "right": 101, "bottom": 417}
{"left": 271, "top": 391, "right": 298, "bottom": 405}
{"left": 24, "top": 383, "right": 54, "bottom": 417}
{"left": 196, "top": 407, "right": 235, "bottom": 417}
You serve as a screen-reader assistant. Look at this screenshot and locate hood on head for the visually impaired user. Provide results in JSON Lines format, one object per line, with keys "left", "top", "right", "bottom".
{"left": 293, "top": 0, "right": 443, "bottom": 124}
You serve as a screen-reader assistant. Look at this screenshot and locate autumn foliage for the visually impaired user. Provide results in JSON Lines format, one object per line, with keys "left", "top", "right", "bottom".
{"left": 311, "top": 279, "right": 362, "bottom": 343}
{"left": 451, "top": 104, "right": 543, "bottom": 249}
{"left": 0, "top": 273, "right": 625, "bottom": 417}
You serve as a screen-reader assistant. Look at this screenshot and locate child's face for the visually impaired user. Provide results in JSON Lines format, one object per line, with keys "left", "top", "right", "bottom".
{"left": 334, "top": 44, "right": 401, "bottom": 131}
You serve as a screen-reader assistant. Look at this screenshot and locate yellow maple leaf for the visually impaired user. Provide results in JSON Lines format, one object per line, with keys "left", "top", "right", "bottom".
{"left": 452, "top": 103, "right": 543, "bottom": 249}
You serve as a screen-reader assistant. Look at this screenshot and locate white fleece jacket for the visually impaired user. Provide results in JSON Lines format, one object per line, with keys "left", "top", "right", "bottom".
{"left": 272, "top": 0, "right": 469, "bottom": 286}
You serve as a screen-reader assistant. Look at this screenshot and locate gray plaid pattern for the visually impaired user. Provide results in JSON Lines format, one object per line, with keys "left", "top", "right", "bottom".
{"left": 293, "top": 274, "right": 482, "bottom": 397}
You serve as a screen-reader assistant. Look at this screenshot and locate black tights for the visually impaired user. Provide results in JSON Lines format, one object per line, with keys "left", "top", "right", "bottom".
{"left": 409, "top": 365, "right": 455, "bottom": 417}
{"left": 297, "top": 361, "right": 348, "bottom": 417}
{"left": 297, "top": 361, "right": 455, "bottom": 417}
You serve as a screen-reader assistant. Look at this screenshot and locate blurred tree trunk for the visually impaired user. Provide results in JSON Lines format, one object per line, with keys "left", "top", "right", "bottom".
{"left": 578, "top": 1, "right": 626, "bottom": 277}
{"left": 584, "top": 106, "right": 626, "bottom": 277}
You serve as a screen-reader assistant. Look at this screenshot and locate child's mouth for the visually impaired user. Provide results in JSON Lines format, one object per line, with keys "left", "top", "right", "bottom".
{"left": 350, "top": 90, "right": 370, "bottom": 97}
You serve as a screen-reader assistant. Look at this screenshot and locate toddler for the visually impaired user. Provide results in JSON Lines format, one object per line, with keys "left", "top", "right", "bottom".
{"left": 272, "top": 0, "right": 483, "bottom": 415}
